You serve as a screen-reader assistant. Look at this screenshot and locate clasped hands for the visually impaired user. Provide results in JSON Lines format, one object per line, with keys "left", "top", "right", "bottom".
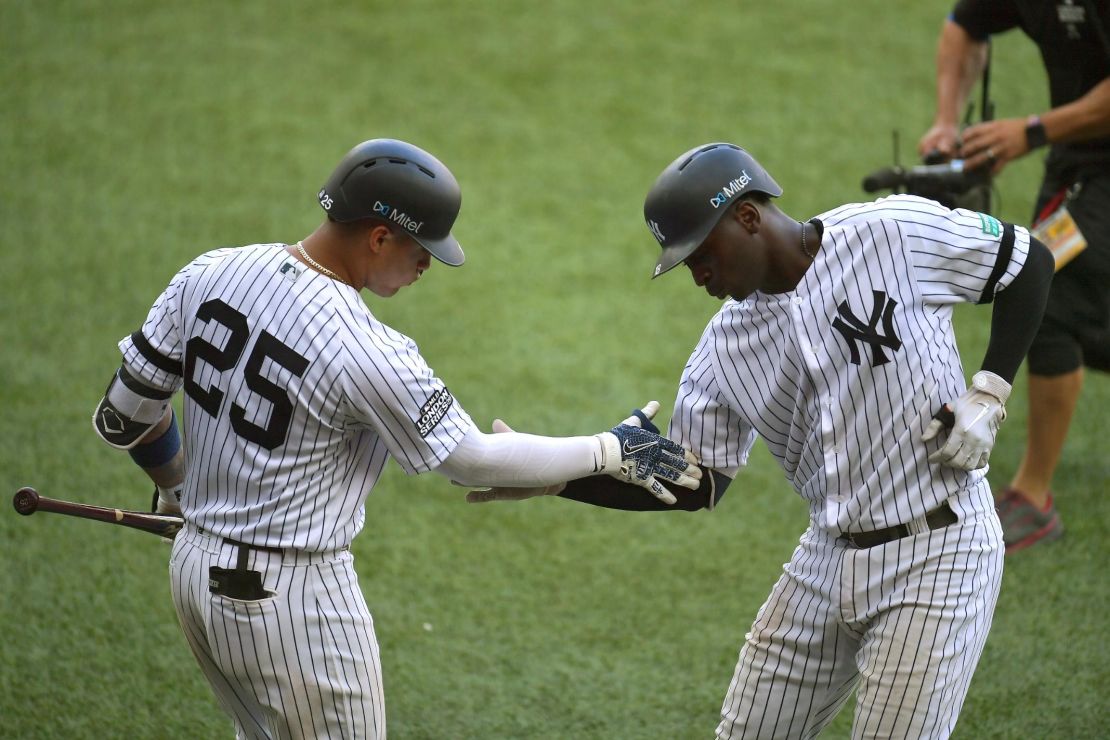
{"left": 466, "top": 401, "right": 700, "bottom": 505}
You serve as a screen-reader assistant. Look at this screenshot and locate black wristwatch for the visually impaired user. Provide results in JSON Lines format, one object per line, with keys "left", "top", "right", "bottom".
{"left": 1025, "top": 115, "right": 1048, "bottom": 150}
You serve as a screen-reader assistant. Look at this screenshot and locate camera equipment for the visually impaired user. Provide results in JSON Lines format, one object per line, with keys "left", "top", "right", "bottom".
{"left": 861, "top": 40, "right": 996, "bottom": 212}
{"left": 861, "top": 155, "right": 992, "bottom": 211}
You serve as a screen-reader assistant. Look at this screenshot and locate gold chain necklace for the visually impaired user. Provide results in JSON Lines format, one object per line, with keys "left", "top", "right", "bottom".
{"left": 295, "top": 241, "right": 343, "bottom": 282}
{"left": 799, "top": 221, "right": 816, "bottom": 260}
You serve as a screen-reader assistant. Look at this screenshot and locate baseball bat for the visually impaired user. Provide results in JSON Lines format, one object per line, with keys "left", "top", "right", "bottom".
{"left": 12, "top": 487, "right": 184, "bottom": 539}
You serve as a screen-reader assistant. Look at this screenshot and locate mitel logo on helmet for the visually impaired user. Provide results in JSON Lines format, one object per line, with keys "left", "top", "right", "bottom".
{"left": 709, "top": 171, "right": 752, "bottom": 208}
{"left": 373, "top": 201, "right": 424, "bottom": 235}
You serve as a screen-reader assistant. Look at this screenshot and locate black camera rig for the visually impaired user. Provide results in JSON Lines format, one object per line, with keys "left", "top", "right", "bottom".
{"left": 861, "top": 149, "right": 993, "bottom": 212}
{"left": 861, "top": 41, "right": 997, "bottom": 212}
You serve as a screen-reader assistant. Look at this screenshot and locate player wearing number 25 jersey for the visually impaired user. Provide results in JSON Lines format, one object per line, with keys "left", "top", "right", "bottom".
{"left": 91, "top": 138, "right": 699, "bottom": 738}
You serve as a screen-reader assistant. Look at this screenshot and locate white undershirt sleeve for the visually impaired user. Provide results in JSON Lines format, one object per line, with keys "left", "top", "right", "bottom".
{"left": 434, "top": 426, "right": 605, "bottom": 487}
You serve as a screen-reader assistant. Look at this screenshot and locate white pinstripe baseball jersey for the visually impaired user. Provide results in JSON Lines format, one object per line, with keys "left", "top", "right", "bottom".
{"left": 120, "top": 243, "right": 474, "bottom": 551}
{"left": 669, "top": 195, "right": 1030, "bottom": 532}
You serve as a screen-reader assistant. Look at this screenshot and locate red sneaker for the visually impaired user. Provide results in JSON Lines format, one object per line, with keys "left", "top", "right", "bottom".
{"left": 995, "top": 488, "right": 1064, "bottom": 554}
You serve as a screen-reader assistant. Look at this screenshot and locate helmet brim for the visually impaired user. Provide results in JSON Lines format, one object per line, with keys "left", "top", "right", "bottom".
{"left": 414, "top": 233, "right": 465, "bottom": 267}
{"left": 650, "top": 208, "right": 728, "bottom": 279}
{"left": 652, "top": 241, "right": 700, "bottom": 279}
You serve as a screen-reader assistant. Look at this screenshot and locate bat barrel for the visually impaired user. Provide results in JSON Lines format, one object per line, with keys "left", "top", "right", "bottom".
{"left": 13, "top": 487, "right": 40, "bottom": 515}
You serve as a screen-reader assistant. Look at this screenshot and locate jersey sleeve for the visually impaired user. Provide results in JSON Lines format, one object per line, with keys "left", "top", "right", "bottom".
{"left": 117, "top": 249, "right": 235, "bottom": 393}
{"left": 341, "top": 323, "right": 474, "bottom": 475}
{"left": 667, "top": 329, "right": 756, "bottom": 478}
{"left": 950, "top": 0, "right": 1022, "bottom": 40}
{"left": 896, "top": 198, "right": 1031, "bottom": 306}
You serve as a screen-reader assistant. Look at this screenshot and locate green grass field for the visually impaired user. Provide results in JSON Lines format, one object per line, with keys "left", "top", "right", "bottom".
{"left": 2, "top": 1, "right": 1107, "bottom": 737}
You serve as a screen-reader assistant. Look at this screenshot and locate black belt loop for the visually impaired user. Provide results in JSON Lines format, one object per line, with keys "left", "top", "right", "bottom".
{"left": 223, "top": 535, "right": 285, "bottom": 558}
{"left": 840, "top": 502, "right": 959, "bottom": 549}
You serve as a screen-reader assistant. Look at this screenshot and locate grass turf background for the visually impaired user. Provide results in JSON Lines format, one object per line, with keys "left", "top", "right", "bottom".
{"left": 1, "top": 1, "right": 1106, "bottom": 737}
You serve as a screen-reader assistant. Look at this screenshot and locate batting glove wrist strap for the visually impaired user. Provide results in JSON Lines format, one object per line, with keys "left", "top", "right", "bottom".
{"left": 970, "top": 370, "right": 1011, "bottom": 407}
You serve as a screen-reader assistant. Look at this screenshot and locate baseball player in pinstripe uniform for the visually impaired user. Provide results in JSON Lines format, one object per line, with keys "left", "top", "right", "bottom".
{"left": 474, "top": 143, "right": 1054, "bottom": 738}
{"left": 90, "top": 138, "right": 700, "bottom": 739}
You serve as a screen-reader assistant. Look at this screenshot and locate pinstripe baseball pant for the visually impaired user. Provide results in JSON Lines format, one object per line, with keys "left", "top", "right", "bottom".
{"left": 717, "top": 489, "right": 1004, "bottom": 739}
{"left": 170, "top": 525, "right": 385, "bottom": 739}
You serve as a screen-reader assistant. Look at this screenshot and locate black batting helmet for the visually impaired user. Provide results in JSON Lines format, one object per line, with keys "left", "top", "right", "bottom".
{"left": 644, "top": 143, "right": 782, "bottom": 278}
{"left": 318, "top": 139, "right": 464, "bottom": 266}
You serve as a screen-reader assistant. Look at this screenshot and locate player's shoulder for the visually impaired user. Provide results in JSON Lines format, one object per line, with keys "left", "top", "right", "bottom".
{"left": 335, "top": 299, "right": 420, "bottom": 359}
{"left": 698, "top": 299, "right": 753, "bottom": 342}
{"left": 174, "top": 243, "right": 280, "bottom": 280}
{"left": 816, "top": 195, "right": 951, "bottom": 229}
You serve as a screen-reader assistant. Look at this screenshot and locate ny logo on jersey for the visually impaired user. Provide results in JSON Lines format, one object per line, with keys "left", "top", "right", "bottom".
{"left": 832, "top": 290, "right": 902, "bottom": 367}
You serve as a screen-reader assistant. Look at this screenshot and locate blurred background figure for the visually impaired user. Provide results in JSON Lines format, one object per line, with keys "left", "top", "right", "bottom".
{"left": 919, "top": 0, "right": 1110, "bottom": 553}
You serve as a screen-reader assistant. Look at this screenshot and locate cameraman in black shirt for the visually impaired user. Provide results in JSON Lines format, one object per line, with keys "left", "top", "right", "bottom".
{"left": 920, "top": 0, "right": 1110, "bottom": 554}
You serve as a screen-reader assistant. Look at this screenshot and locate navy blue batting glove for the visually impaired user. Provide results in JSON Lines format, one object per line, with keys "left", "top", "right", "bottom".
{"left": 594, "top": 401, "right": 701, "bottom": 503}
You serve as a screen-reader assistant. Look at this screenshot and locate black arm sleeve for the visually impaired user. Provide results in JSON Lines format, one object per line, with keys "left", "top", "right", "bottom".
{"left": 980, "top": 236, "right": 1054, "bottom": 383}
{"left": 557, "top": 466, "right": 733, "bottom": 511}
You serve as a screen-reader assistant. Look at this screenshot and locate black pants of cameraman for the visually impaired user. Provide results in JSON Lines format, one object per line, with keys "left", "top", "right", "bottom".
{"left": 1027, "top": 168, "right": 1110, "bottom": 376}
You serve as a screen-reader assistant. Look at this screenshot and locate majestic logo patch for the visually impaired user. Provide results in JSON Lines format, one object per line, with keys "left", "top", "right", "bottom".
{"left": 832, "top": 290, "right": 903, "bottom": 367}
{"left": 415, "top": 388, "right": 454, "bottom": 437}
{"left": 978, "top": 212, "right": 1001, "bottom": 237}
{"left": 709, "top": 171, "right": 752, "bottom": 208}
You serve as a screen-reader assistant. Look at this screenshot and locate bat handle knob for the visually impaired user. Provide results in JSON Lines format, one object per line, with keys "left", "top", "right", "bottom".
{"left": 13, "top": 487, "right": 41, "bottom": 515}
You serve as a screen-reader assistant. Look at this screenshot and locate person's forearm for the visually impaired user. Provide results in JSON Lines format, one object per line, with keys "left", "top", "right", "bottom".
{"left": 981, "top": 237, "right": 1054, "bottom": 382}
{"left": 933, "top": 19, "right": 989, "bottom": 127}
{"left": 1039, "top": 77, "right": 1110, "bottom": 144}
{"left": 436, "top": 428, "right": 605, "bottom": 488}
{"left": 132, "top": 408, "right": 184, "bottom": 488}
{"left": 558, "top": 467, "right": 730, "bottom": 512}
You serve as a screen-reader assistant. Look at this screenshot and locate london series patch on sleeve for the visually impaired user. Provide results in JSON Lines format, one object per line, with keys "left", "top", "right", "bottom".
{"left": 415, "top": 388, "right": 454, "bottom": 438}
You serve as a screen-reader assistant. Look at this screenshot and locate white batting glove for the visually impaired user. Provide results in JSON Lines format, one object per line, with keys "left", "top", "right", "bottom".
{"left": 465, "top": 419, "right": 568, "bottom": 503}
{"left": 922, "top": 371, "right": 1011, "bottom": 471}
{"left": 594, "top": 401, "right": 701, "bottom": 505}
{"left": 152, "top": 484, "right": 183, "bottom": 516}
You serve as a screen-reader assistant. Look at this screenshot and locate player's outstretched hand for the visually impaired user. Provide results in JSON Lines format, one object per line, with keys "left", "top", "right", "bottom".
{"left": 922, "top": 371, "right": 1011, "bottom": 471}
{"left": 465, "top": 402, "right": 700, "bottom": 504}
{"left": 465, "top": 419, "right": 568, "bottom": 503}
{"left": 595, "top": 400, "right": 701, "bottom": 505}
